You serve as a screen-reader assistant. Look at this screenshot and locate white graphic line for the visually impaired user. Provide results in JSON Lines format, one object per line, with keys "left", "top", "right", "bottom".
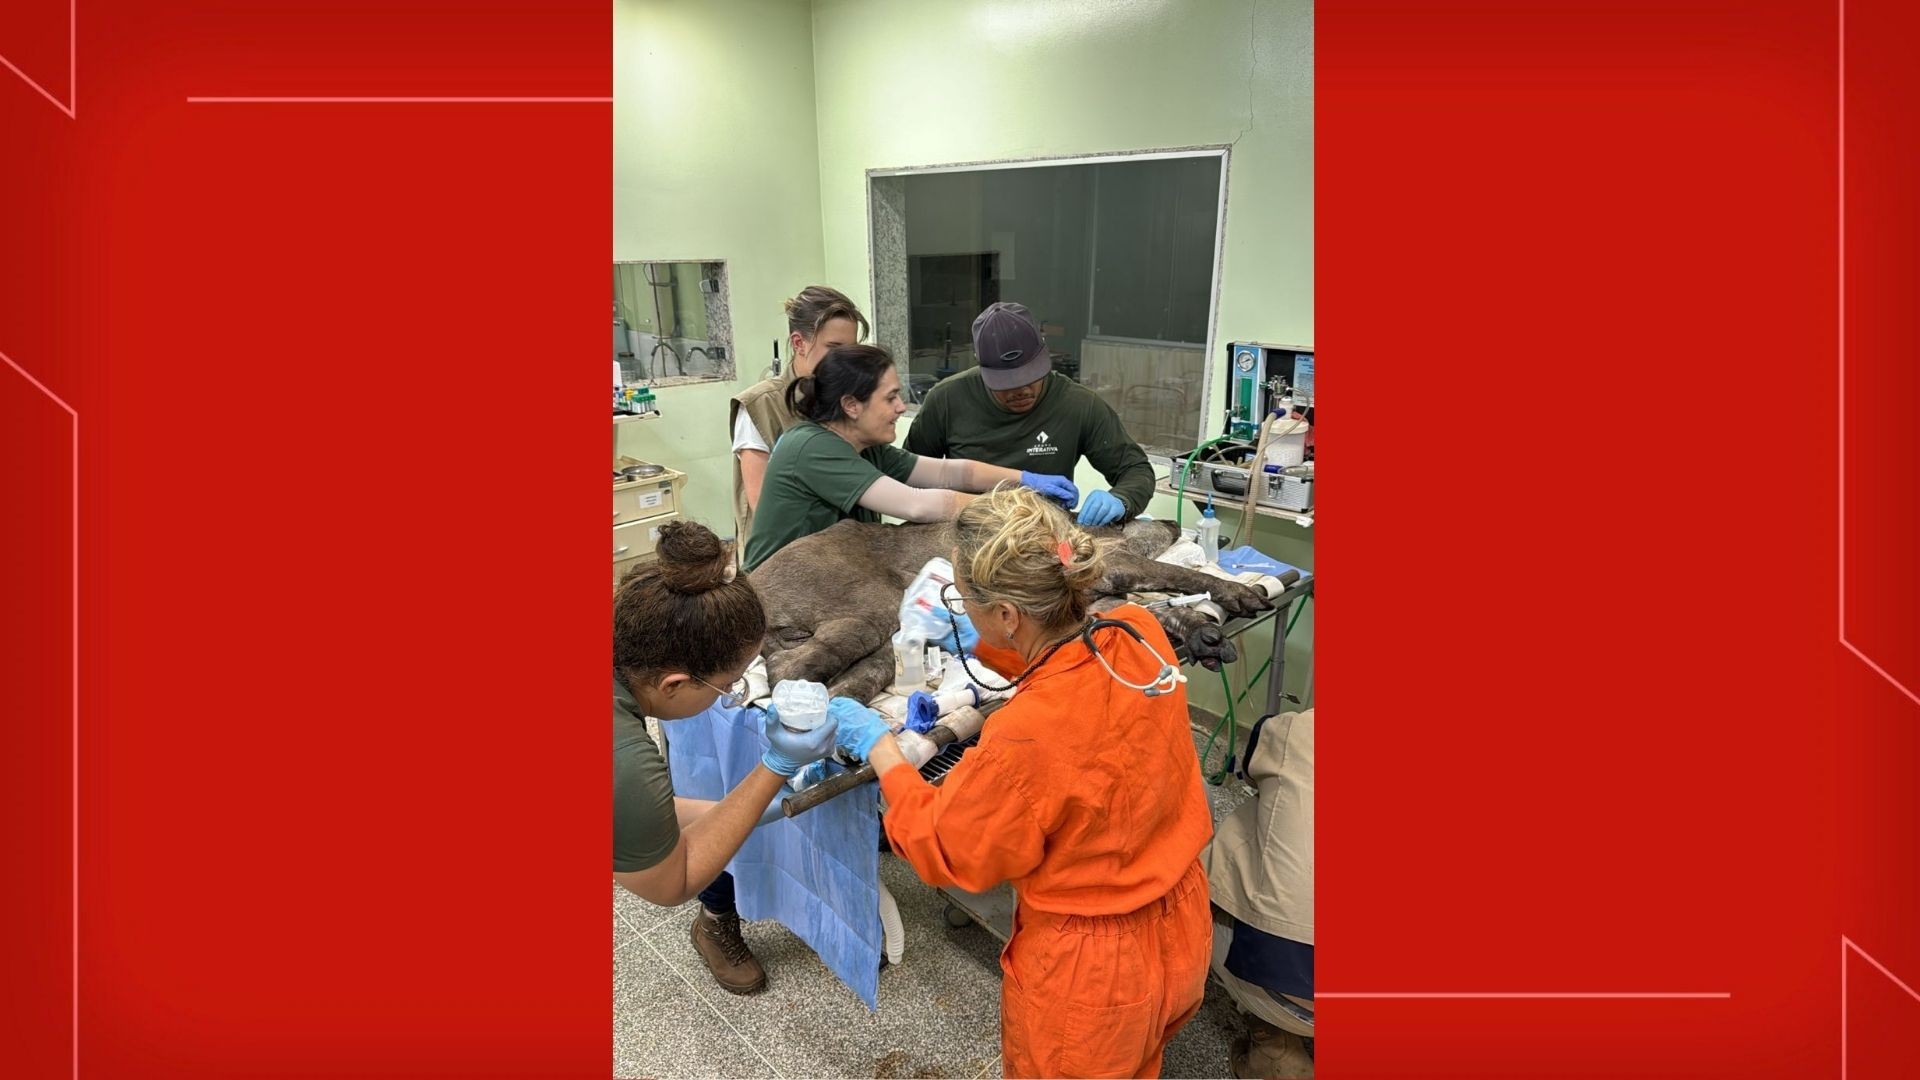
{"left": 1835, "top": 0, "right": 1920, "bottom": 709}
{"left": 1842, "top": 935, "right": 1920, "bottom": 1080}
{"left": 185, "top": 96, "right": 611, "bottom": 104}
{"left": 0, "top": 348, "right": 79, "bottom": 1080}
{"left": 1837, "top": 0, "right": 1847, "bottom": 645}
{"left": 0, "top": 0, "right": 76, "bottom": 118}
{"left": 1845, "top": 937, "right": 1920, "bottom": 1003}
{"left": 1842, "top": 639, "right": 1920, "bottom": 708}
{"left": 1318, "top": 992, "right": 1730, "bottom": 1000}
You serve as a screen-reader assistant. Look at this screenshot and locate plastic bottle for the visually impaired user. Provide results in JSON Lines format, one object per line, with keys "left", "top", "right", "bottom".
{"left": 768, "top": 679, "right": 828, "bottom": 734}
{"left": 897, "top": 557, "right": 959, "bottom": 642}
{"left": 1198, "top": 499, "right": 1221, "bottom": 565}
{"left": 893, "top": 631, "right": 927, "bottom": 693}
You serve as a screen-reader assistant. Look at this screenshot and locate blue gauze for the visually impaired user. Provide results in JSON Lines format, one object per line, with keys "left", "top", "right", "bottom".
{"left": 662, "top": 701, "right": 883, "bottom": 1009}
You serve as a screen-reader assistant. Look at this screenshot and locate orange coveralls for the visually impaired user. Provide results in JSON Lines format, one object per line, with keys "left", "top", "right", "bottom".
{"left": 878, "top": 603, "right": 1214, "bottom": 1078}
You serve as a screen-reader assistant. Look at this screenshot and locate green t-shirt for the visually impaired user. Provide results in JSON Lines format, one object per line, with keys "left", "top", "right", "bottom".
{"left": 903, "top": 369, "right": 1156, "bottom": 515}
{"left": 613, "top": 674, "right": 679, "bottom": 874}
{"left": 742, "top": 421, "right": 920, "bottom": 572}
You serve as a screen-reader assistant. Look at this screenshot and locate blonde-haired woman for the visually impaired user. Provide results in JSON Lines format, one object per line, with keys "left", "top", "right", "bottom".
{"left": 834, "top": 486, "right": 1214, "bottom": 1078}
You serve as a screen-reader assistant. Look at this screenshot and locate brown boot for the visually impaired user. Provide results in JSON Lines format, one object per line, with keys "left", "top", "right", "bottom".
{"left": 1231, "top": 1015, "right": 1314, "bottom": 1078}
{"left": 690, "top": 909, "right": 766, "bottom": 994}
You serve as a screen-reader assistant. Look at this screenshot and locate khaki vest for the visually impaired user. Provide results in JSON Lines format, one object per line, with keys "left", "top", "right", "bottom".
{"left": 1205, "top": 708, "right": 1314, "bottom": 945}
{"left": 728, "top": 369, "right": 799, "bottom": 564}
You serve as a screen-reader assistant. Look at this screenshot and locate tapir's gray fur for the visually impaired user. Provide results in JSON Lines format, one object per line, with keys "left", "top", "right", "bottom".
{"left": 747, "top": 518, "right": 1272, "bottom": 702}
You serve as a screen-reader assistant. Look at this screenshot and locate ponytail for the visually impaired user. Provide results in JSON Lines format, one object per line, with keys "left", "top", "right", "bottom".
{"left": 785, "top": 344, "right": 895, "bottom": 423}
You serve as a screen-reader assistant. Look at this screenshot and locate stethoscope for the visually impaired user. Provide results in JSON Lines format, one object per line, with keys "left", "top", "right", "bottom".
{"left": 947, "top": 605, "right": 1188, "bottom": 698}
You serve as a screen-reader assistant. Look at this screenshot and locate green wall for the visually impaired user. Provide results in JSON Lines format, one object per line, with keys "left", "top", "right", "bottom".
{"left": 811, "top": 0, "right": 1313, "bottom": 348}
{"left": 619, "top": 0, "right": 1313, "bottom": 711}
{"left": 614, "top": 0, "right": 826, "bottom": 531}
{"left": 811, "top": 0, "right": 1315, "bottom": 712}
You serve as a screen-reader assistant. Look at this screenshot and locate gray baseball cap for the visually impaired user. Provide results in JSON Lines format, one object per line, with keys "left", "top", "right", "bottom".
{"left": 971, "top": 302, "right": 1051, "bottom": 390}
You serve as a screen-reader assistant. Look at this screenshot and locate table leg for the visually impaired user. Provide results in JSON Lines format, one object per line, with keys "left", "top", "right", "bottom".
{"left": 1265, "top": 599, "right": 1290, "bottom": 717}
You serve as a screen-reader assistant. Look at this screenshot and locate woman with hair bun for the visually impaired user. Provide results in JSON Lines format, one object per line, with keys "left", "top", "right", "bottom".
{"left": 612, "top": 520, "right": 839, "bottom": 994}
{"left": 825, "top": 487, "right": 1215, "bottom": 1078}
{"left": 740, "top": 343, "right": 1081, "bottom": 573}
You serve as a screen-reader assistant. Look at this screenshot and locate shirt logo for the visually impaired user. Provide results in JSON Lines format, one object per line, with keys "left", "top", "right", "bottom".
{"left": 1026, "top": 430, "right": 1059, "bottom": 457}
{"left": 1036, "top": 431, "right": 1051, "bottom": 444}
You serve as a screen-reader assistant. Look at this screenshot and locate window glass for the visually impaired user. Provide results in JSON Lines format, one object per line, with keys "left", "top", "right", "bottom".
{"left": 872, "top": 156, "right": 1222, "bottom": 455}
{"left": 613, "top": 261, "right": 733, "bottom": 386}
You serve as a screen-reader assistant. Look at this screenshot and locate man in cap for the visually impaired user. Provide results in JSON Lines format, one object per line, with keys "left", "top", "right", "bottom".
{"left": 903, "top": 302, "right": 1154, "bottom": 526}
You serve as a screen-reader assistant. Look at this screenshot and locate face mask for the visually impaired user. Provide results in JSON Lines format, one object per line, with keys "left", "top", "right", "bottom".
{"left": 975, "top": 636, "right": 1023, "bottom": 680}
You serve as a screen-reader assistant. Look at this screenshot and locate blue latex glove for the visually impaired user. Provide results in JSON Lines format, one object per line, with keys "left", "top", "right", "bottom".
{"left": 904, "top": 691, "right": 940, "bottom": 734}
{"left": 754, "top": 755, "right": 829, "bottom": 825}
{"left": 936, "top": 611, "right": 979, "bottom": 655}
{"left": 1076, "top": 489, "right": 1127, "bottom": 526}
{"left": 759, "top": 704, "right": 839, "bottom": 778}
{"left": 829, "top": 696, "right": 893, "bottom": 761}
{"left": 1019, "top": 470, "right": 1080, "bottom": 509}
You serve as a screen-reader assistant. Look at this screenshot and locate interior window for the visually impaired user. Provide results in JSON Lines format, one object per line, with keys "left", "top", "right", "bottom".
{"left": 871, "top": 155, "right": 1224, "bottom": 456}
{"left": 613, "top": 260, "right": 734, "bottom": 386}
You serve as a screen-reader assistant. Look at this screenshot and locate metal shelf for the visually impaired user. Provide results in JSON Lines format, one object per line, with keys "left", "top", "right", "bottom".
{"left": 1154, "top": 481, "right": 1314, "bottom": 527}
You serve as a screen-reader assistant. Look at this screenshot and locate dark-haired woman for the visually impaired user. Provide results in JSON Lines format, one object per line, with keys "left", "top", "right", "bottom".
{"left": 614, "top": 520, "right": 840, "bottom": 994}
{"left": 740, "top": 344, "right": 1079, "bottom": 573}
{"left": 729, "top": 285, "right": 870, "bottom": 552}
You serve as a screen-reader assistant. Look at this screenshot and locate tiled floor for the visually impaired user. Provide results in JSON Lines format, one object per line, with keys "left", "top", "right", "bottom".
{"left": 615, "top": 724, "right": 1261, "bottom": 1079}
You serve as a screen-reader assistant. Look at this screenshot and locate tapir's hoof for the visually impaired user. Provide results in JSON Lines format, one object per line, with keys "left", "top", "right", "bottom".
{"left": 1213, "top": 580, "right": 1273, "bottom": 618}
{"left": 1186, "top": 624, "right": 1239, "bottom": 670}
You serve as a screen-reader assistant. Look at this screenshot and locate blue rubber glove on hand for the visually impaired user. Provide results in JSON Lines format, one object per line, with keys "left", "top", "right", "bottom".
{"left": 904, "top": 691, "right": 940, "bottom": 734}
{"left": 1076, "top": 489, "right": 1127, "bottom": 526}
{"left": 1019, "top": 470, "right": 1080, "bottom": 510}
{"left": 829, "top": 696, "right": 894, "bottom": 761}
{"left": 759, "top": 704, "right": 839, "bottom": 778}
{"left": 936, "top": 611, "right": 979, "bottom": 655}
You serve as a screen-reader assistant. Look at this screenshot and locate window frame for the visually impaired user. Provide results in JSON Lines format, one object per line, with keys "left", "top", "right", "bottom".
{"left": 612, "top": 258, "right": 735, "bottom": 388}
